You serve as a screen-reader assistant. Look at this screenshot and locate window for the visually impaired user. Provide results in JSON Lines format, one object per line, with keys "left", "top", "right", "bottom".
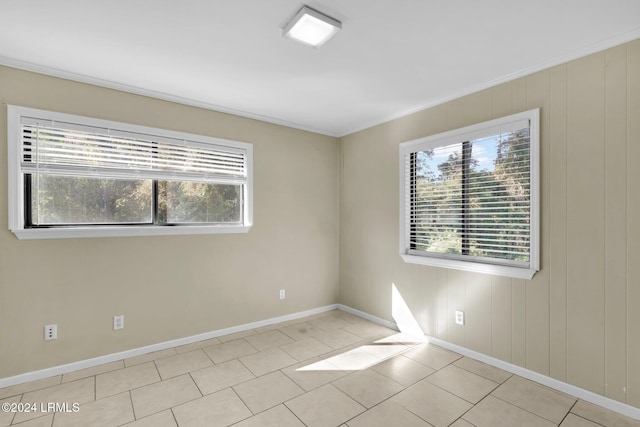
{"left": 7, "top": 105, "right": 252, "bottom": 239}
{"left": 399, "top": 109, "right": 539, "bottom": 279}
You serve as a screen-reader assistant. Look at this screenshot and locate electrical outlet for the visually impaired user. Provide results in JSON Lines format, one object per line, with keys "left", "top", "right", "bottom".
{"left": 279, "top": 289, "right": 286, "bottom": 300}
{"left": 44, "top": 324, "right": 57, "bottom": 340}
{"left": 455, "top": 310, "right": 465, "bottom": 325}
{"left": 113, "top": 315, "right": 124, "bottom": 330}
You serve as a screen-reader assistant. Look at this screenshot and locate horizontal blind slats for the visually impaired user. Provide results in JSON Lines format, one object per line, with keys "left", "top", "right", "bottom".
{"left": 21, "top": 124, "right": 248, "bottom": 182}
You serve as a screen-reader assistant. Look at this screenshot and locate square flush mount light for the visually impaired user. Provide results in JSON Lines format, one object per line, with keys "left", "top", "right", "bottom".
{"left": 283, "top": 6, "right": 341, "bottom": 48}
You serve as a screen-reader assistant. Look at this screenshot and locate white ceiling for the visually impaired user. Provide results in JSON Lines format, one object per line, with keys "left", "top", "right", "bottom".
{"left": 1, "top": 1, "right": 640, "bottom": 137}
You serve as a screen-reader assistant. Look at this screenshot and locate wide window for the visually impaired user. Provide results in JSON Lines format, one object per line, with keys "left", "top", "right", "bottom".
{"left": 399, "top": 109, "right": 539, "bottom": 279}
{"left": 8, "top": 105, "right": 252, "bottom": 239}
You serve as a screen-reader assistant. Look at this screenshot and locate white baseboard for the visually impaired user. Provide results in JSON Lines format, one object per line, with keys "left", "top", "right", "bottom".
{"left": 0, "top": 304, "right": 338, "bottom": 389}
{"left": 337, "top": 304, "right": 640, "bottom": 422}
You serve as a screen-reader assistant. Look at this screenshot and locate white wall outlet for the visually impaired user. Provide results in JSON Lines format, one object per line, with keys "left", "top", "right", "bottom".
{"left": 113, "top": 315, "right": 124, "bottom": 330}
{"left": 279, "top": 289, "right": 285, "bottom": 300}
{"left": 44, "top": 324, "right": 57, "bottom": 340}
{"left": 455, "top": 310, "right": 465, "bottom": 325}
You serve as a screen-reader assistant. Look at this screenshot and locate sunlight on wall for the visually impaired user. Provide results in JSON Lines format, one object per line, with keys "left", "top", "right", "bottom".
{"left": 392, "top": 283, "right": 426, "bottom": 339}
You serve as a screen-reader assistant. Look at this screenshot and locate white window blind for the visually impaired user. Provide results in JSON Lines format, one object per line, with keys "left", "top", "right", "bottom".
{"left": 20, "top": 118, "right": 248, "bottom": 185}
{"left": 7, "top": 105, "right": 253, "bottom": 239}
{"left": 399, "top": 109, "right": 539, "bottom": 279}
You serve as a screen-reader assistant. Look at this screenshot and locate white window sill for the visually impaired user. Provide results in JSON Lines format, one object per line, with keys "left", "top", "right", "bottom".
{"left": 11, "top": 225, "right": 251, "bottom": 240}
{"left": 401, "top": 253, "right": 536, "bottom": 280}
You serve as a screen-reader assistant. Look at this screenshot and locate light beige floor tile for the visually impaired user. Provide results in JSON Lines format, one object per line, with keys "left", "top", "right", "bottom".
{"left": 309, "top": 316, "right": 351, "bottom": 331}
{"left": 463, "top": 395, "right": 555, "bottom": 427}
{"left": 392, "top": 379, "right": 472, "bottom": 427}
{"left": 426, "top": 365, "right": 499, "bottom": 404}
{"left": 333, "top": 370, "right": 404, "bottom": 408}
{"left": 571, "top": 399, "right": 640, "bottom": 426}
{"left": 286, "top": 384, "right": 365, "bottom": 427}
{"left": 0, "top": 376, "right": 62, "bottom": 400}
{"left": 313, "top": 329, "right": 363, "bottom": 349}
{"left": 124, "top": 349, "right": 177, "bottom": 367}
{"left": 342, "top": 322, "right": 397, "bottom": 339}
{"left": 130, "top": 374, "right": 201, "bottom": 419}
{"left": 52, "top": 391, "right": 133, "bottom": 427}
{"left": 492, "top": 376, "right": 576, "bottom": 424}
{"left": 374, "top": 332, "right": 426, "bottom": 345}
{"left": 190, "top": 359, "right": 255, "bottom": 395}
{"left": 11, "top": 414, "right": 53, "bottom": 427}
{"left": 402, "top": 343, "right": 462, "bottom": 370}
{"left": 453, "top": 357, "right": 512, "bottom": 384}
{"left": 61, "top": 361, "right": 124, "bottom": 383}
{"left": 253, "top": 322, "right": 287, "bottom": 333}
{"left": 14, "top": 378, "right": 95, "bottom": 424}
{"left": 96, "top": 362, "right": 159, "bottom": 400}
{"left": 279, "top": 322, "right": 325, "bottom": 341}
{"left": 172, "top": 388, "right": 251, "bottom": 427}
{"left": 560, "top": 413, "right": 602, "bottom": 427}
{"left": 332, "top": 311, "right": 370, "bottom": 324}
{"left": 174, "top": 338, "right": 220, "bottom": 354}
{"left": 280, "top": 337, "right": 332, "bottom": 362}
{"left": 233, "top": 371, "right": 304, "bottom": 414}
{"left": 359, "top": 343, "right": 408, "bottom": 360}
{"left": 1, "top": 395, "right": 20, "bottom": 426}
{"left": 281, "top": 358, "right": 350, "bottom": 391}
{"left": 239, "top": 347, "right": 298, "bottom": 376}
{"left": 121, "top": 409, "right": 177, "bottom": 427}
{"left": 154, "top": 350, "right": 213, "bottom": 379}
{"left": 450, "top": 419, "right": 475, "bottom": 427}
{"left": 232, "top": 404, "right": 305, "bottom": 427}
{"left": 371, "top": 354, "right": 435, "bottom": 387}
{"left": 346, "top": 400, "right": 433, "bottom": 427}
{"left": 217, "top": 329, "right": 256, "bottom": 343}
{"left": 203, "top": 339, "right": 257, "bottom": 364}
{"left": 244, "top": 330, "right": 294, "bottom": 351}
{"left": 323, "top": 346, "right": 382, "bottom": 371}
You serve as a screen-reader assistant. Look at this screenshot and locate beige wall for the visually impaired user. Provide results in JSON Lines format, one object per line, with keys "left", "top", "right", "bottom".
{"left": 339, "top": 39, "right": 640, "bottom": 408}
{"left": 0, "top": 66, "right": 340, "bottom": 378}
{"left": 2, "top": 38, "right": 639, "bottom": 411}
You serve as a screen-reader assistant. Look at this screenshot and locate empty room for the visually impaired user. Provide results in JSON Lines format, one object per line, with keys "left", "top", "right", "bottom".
{"left": 1, "top": 1, "right": 640, "bottom": 426}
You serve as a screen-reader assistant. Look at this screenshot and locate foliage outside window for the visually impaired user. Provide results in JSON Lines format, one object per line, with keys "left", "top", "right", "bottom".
{"left": 399, "top": 109, "right": 539, "bottom": 279}
{"left": 8, "top": 105, "right": 252, "bottom": 239}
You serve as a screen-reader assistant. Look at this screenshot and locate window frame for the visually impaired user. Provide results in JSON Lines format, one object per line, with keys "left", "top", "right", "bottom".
{"left": 7, "top": 105, "right": 253, "bottom": 240}
{"left": 399, "top": 109, "right": 540, "bottom": 279}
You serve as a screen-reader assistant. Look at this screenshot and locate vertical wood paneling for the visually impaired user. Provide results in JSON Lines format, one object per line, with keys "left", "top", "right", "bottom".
{"left": 510, "top": 78, "right": 528, "bottom": 368}
{"left": 566, "top": 52, "right": 606, "bottom": 394}
{"left": 511, "top": 278, "right": 526, "bottom": 366}
{"left": 436, "top": 268, "right": 450, "bottom": 340}
{"left": 626, "top": 39, "right": 640, "bottom": 408}
{"left": 525, "top": 70, "right": 551, "bottom": 376}
{"left": 549, "top": 64, "right": 569, "bottom": 382}
{"left": 339, "top": 39, "right": 640, "bottom": 410}
{"left": 466, "top": 272, "right": 492, "bottom": 355}
{"left": 604, "top": 44, "right": 628, "bottom": 402}
{"left": 491, "top": 276, "right": 512, "bottom": 361}
{"left": 447, "top": 270, "right": 466, "bottom": 345}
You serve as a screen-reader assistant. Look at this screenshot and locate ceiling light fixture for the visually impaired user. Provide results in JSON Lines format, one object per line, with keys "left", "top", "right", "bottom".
{"left": 283, "top": 6, "right": 341, "bottom": 48}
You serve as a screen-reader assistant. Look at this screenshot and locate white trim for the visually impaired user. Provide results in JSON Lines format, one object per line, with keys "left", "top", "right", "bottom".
{"left": 7, "top": 105, "right": 254, "bottom": 240}
{"left": 400, "top": 254, "right": 536, "bottom": 280}
{"left": 337, "top": 304, "right": 398, "bottom": 330}
{"left": 398, "top": 109, "right": 540, "bottom": 280}
{"left": 0, "top": 304, "right": 338, "bottom": 389}
{"left": 12, "top": 225, "right": 252, "bottom": 240}
{"left": 338, "top": 304, "right": 640, "bottom": 422}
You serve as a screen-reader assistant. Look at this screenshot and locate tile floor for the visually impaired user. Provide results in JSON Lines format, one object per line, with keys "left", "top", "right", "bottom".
{"left": 1, "top": 309, "right": 639, "bottom": 427}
